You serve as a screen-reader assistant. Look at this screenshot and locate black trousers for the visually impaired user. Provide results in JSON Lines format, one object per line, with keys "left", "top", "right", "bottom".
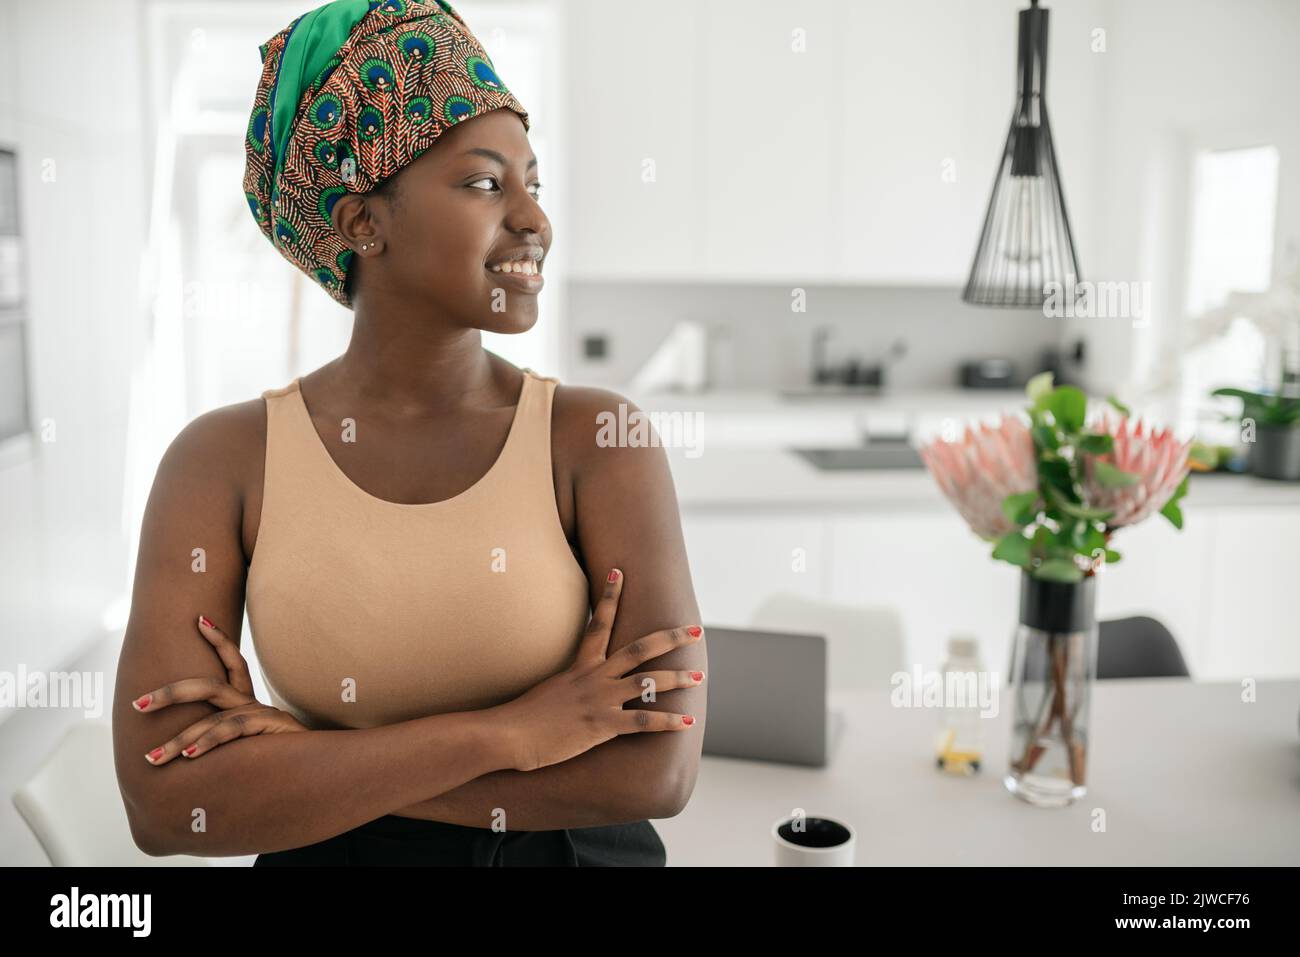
{"left": 252, "top": 814, "right": 667, "bottom": 866}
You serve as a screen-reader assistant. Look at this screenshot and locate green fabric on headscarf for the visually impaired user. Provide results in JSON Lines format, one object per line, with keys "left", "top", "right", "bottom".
{"left": 271, "top": 0, "right": 372, "bottom": 196}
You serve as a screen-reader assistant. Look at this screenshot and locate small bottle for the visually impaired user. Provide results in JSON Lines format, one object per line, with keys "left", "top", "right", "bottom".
{"left": 935, "top": 635, "right": 985, "bottom": 776}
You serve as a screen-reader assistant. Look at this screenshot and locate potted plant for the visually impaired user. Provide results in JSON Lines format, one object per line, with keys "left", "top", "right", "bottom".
{"left": 918, "top": 373, "right": 1192, "bottom": 807}
{"left": 1210, "top": 385, "right": 1300, "bottom": 481}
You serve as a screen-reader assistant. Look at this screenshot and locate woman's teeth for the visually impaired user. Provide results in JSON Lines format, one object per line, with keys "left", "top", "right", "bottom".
{"left": 489, "top": 260, "right": 538, "bottom": 275}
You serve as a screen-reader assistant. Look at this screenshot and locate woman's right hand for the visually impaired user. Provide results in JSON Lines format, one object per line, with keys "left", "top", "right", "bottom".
{"left": 490, "top": 568, "right": 705, "bottom": 772}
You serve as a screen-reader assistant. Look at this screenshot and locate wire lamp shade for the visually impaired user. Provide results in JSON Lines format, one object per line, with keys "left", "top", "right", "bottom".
{"left": 963, "top": 0, "right": 1081, "bottom": 307}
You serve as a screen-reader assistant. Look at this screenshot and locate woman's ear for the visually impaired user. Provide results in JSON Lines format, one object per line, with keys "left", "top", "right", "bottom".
{"left": 331, "top": 193, "right": 384, "bottom": 255}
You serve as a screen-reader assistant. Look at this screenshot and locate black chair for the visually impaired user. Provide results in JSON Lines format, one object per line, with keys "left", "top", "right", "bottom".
{"left": 1095, "top": 615, "right": 1190, "bottom": 679}
{"left": 1007, "top": 615, "right": 1190, "bottom": 679}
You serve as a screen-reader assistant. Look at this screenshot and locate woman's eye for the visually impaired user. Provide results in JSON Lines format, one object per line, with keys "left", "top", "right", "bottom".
{"left": 466, "top": 177, "right": 543, "bottom": 200}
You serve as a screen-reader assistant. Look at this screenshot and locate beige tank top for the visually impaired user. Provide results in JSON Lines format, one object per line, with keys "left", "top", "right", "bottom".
{"left": 245, "top": 367, "right": 590, "bottom": 731}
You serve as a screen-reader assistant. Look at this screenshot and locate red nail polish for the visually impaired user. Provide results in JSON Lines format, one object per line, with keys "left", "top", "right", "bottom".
{"left": 134, "top": 694, "right": 152, "bottom": 710}
{"left": 691, "top": 672, "right": 703, "bottom": 682}
{"left": 199, "top": 615, "right": 214, "bottom": 629}
{"left": 146, "top": 748, "right": 164, "bottom": 762}
{"left": 607, "top": 569, "right": 620, "bottom": 582}
{"left": 682, "top": 716, "right": 695, "bottom": 726}
{"left": 183, "top": 745, "right": 197, "bottom": 756}
{"left": 687, "top": 626, "right": 702, "bottom": 637}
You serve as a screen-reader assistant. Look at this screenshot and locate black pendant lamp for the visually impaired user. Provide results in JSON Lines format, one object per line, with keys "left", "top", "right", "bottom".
{"left": 963, "top": 0, "right": 1081, "bottom": 307}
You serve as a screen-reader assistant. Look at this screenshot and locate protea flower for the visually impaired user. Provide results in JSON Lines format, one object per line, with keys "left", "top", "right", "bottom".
{"left": 1084, "top": 413, "right": 1192, "bottom": 528}
{"left": 918, "top": 416, "right": 1038, "bottom": 540}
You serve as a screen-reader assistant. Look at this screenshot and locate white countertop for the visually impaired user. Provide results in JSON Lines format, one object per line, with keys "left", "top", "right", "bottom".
{"left": 627, "top": 386, "right": 1029, "bottom": 413}
{"left": 614, "top": 386, "right": 1300, "bottom": 512}
{"left": 661, "top": 446, "right": 1300, "bottom": 512}
{"left": 651, "top": 678, "right": 1300, "bottom": 866}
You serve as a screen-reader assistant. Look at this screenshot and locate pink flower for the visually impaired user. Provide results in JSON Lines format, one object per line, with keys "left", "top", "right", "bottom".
{"left": 918, "top": 416, "right": 1038, "bottom": 540}
{"left": 1084, "top": 413, "right": 1191, "bottom": 528}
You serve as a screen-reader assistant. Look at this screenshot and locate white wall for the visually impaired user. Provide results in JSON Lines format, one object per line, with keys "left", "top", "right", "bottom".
{"left": 0, "top": 0, "right": 151, "bottom": 862}
{"left": 1071, "top": 0, "right": 1300, "bottom": 400}
{"left": 0, "top": 0, "right": 147, "bottom": 708}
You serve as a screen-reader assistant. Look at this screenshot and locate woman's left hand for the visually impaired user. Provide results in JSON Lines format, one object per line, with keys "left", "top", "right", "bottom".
{"left": 133, "top": 615, "right": 308, "bottom": 765}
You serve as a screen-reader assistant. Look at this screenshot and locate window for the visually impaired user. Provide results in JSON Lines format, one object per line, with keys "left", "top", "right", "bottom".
{"left": 0, "top": 146, "right": 31, "bottom": 452}
{"left": 1181, "top": 145, "right": 1281, "bottom": 443}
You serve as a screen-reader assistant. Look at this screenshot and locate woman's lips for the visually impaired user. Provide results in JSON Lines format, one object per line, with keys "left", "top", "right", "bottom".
{"left": 486, "top": 265, "right": 544, "bottom": 293}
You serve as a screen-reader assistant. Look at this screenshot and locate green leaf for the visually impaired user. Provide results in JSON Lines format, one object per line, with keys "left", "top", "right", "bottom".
{"left": 1001, "top": 490, "right": 1040, "bottom": 527}
{"left": 992, "top": 532, "right": 1033, "bottom": 568}
{"left": 1038, "top": 459, "right": 1076, "bottom": 498}
{"left": 1047, "top": 386, "right": 1088, "bottom": 433}
{"left": 1079, "top": 524, "right": 1107, "bottom": 553}
{"left": 1077, "top": 432, "right": 1114, "bottom": 455}
{"left": 1160, "top": 475, "right": 1190, "bottom": 530}
{"left": 1092, "top": 460, "right": 1140, "bottom": 488}
{"left": 1104, "top": 548, "right": 1122, "bottom": 564}
{"left": 1055, "top": 497, "right": 1115, "bottom": 522}
{"left": 1033, "top": 558, "right": 1085, "bottom": 583}
{"left": 1106, "top": 394, "right": 1131, "bottom": 417}
{"left": 1026, "top": 371, "right": 1055, "bottom": 408}
{"left": 1211, "top": 387, "right": 1267, "bottom": 403}
{"left": 1032, "top": 423, "right": 1061, "bottom": 450}
{"left": 1043, "top": 482, "right": 1111, "bottom": 521}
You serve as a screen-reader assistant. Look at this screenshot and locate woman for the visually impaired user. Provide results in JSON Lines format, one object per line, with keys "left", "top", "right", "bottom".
{"left": 111, "top": 0, "right": 707, "bottom": 866}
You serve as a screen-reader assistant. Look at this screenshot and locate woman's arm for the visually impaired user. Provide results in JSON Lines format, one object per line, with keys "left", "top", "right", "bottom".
{"left": 393, "top": 388, "right": 707, "bottom": 829}
{"left": 112, "top": 407, "right": 517, "bottom": 857}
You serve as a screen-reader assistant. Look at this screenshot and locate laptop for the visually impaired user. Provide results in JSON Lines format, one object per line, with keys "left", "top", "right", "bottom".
{"left": 698, "top": 625, "right": 843, "bottom": 767}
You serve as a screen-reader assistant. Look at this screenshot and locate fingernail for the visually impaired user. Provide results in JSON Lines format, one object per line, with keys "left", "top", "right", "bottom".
{"left": 687, "top": 626, "right": 702, "bottom": 637}
{"left": 691, "top": 672, "right": 704, "bottom": 682}
{"left": 199, "top": 615, "right": 214, "bottom": 629}
{"left": 682, "top": 716, "right": 695, "bottom": 726}
{"left": 145, "top": 748, "right": 164, "bottom": 763}
{"left": 607, "top": 569, "right": 620, "bottom": 582}
{"left": 183, "top": 745, "right": 197, "bottom": 756}
{"left": 133, "top": 694, "right": 152, "bottom": 711}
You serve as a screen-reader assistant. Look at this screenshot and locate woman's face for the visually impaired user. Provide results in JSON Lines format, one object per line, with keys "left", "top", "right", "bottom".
{"left": 337, "top": 107, "right": 550, "bottom": 332}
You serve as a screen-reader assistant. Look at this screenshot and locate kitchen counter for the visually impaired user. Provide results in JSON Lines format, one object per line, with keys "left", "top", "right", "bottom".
{"left": 660, "top": 445, "right": 1300, "bottom": 512}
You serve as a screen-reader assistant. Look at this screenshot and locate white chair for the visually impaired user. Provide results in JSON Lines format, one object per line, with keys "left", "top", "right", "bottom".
{"left": 750, "top": 593, "right": 908, "bottom": 692}
{"left": 13, "top": 719, "right": 210, "bottom": 866}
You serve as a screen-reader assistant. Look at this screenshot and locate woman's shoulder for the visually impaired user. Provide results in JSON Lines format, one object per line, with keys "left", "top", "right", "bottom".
{"left": 550, "top": 381, "right": 644, "bottom": 436}
{"left": 156, "top": 392, "right": 271, "bottom": 505}
{"left": 550, "top": 380, "right": 674, "bottom": 474}
{"left": 169, "top": 393, "right": 269, "bottom": 460}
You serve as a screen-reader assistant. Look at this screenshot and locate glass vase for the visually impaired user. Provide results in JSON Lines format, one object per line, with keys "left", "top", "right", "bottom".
{"left": 1004, "top": 570, "right": 1098, "bottom": 807}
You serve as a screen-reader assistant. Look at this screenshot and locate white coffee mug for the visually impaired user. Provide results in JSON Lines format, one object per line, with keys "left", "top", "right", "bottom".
{"left": 771, "top": 814, "right": 856, "bottom": 866}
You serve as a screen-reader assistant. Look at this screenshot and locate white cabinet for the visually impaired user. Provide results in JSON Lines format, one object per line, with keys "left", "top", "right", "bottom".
{"left": 565, "top": 0, "right": 706, "bottom": 278}
{"left": 1093, "top": 512, "right": 1216, "bottom": 677}
{"left": 695, "top": 0, "right": 838, "bottom": 280}
{"left": 681, "top": 514, "right": 830, "bottom": 627}
{"left": 1203, "top": 508, "right": 1300, "bottom": 680}
{"left": 680, "top": 502, "right": 1300, "bottom": 684}
{"left": 834, "top": 1, "right": 1002, "bottom": 284}
{"left": 567, "top": 0, "right": 1106, "bottom": 284}
{"left": 826, "top": 511, "right": 1021, "bottom": 675}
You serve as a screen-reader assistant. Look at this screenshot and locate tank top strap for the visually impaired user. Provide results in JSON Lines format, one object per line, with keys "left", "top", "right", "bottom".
{"left": 514, "top": 367, "right": 561, "bottom": 483}
{"left": 258, "top": 377, "right": 329, "bottom": 516}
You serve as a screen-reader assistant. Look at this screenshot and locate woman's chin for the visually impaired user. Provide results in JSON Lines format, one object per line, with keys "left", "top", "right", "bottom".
{"left": 479, "top": 309, "right": 540, "bottom": 335}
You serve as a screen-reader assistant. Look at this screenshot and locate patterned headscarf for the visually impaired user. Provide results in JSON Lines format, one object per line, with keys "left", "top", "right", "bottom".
{"left": 243, "top": 0, "right": 529, "bottom": 309}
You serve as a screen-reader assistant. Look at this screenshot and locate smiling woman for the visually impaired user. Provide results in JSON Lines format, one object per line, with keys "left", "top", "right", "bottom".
{"left": 111, "top": 0, "right": 706, "bottom": 868}
{"left": 330, "top": 109, "right": 550, "bottom": 328}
